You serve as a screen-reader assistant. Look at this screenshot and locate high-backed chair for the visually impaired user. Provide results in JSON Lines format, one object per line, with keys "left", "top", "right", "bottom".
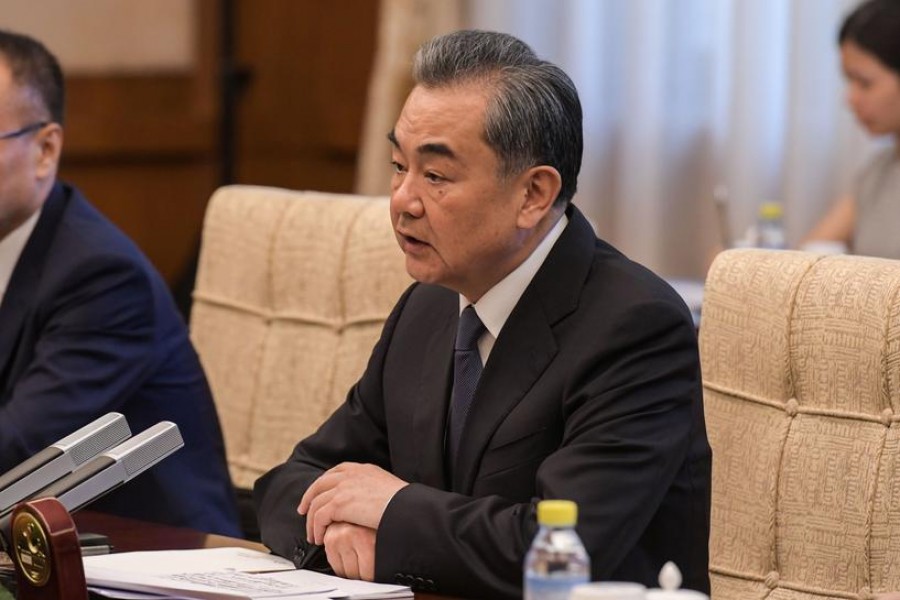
{"left": 700, "top": 249, "right": 900, "bottom": 599}
{"left": 189, "top": 185, "right": 412, "bottom": 537}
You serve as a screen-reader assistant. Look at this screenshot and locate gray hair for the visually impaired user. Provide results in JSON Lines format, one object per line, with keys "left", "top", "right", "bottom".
{"left": 413, "top": 30, "right": 582, "bottom": 206}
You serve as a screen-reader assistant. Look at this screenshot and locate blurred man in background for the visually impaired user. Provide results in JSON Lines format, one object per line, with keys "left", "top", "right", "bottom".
{"left": 0, "top": 29, "right": 239, "bottom": 536}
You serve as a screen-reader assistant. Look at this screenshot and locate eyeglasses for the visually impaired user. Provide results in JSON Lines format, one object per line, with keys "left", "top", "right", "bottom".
{"left": 0, "top": 121, "right": 48, "bottom": 141}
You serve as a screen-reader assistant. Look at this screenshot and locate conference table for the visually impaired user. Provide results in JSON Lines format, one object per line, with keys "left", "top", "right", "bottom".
{"left": 73, "top": 511, "right": 461, "bottom": 600}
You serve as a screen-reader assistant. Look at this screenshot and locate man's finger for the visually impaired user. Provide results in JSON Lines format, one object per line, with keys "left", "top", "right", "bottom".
{"left": 357, "top": 541, "right": 375, "bottom": 582}
{"left": 299, "top": 470, "right": 340, "bottom": 515}
{"left": 324, "top": 541, "right": 345, "bottom": 578}
{"left": 342, "top": 546, "right": 360, "bottom": 580}
{"left": 312, "top": 503, "right": 335, "bottom": 546}
{"left": 306, "top": 487, "right": 337, "bottom": 544}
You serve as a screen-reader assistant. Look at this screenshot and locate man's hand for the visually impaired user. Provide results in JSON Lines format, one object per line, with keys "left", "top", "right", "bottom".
{"left": 322, "top": 522, "right": 377, "bottom": 581}
{"left": 298, "top": 462, "right": 407, "bottom": 545}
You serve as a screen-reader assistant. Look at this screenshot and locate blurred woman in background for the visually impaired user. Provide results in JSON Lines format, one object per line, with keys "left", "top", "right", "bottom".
{"left": 803, "top": 0, "right": 900, "bottom": 257}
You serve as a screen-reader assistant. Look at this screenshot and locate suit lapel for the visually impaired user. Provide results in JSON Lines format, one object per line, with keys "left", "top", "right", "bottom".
{"left": 0, "top": 184, "right": 67, "bottom": 387}
{"left": 452, "top": 206, "right": 598, "bottom": 493}
{"left": 411, "top": 300, "right": 456, "bottom": 488}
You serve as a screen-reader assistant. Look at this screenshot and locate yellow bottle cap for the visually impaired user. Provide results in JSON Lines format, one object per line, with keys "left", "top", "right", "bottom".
{"left": 758, "top": 202, "right": 783, "bottom": 220}
{"left": 537, "top": 500, "right": 578, "bottom": 527}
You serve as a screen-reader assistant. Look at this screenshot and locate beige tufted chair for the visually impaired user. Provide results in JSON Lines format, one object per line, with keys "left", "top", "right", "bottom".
{"left": 189, "top": 185, "right": 412, "bottom": 536}
{"left": 700, "top": 249, "right": 900, "bottom": 600}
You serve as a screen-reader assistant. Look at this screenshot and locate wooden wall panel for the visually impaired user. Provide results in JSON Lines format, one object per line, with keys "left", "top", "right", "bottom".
{"left": 54, "top": 0, "right": 218, "bottom": 295}
{"left": 63, "top": 76, "right": 214, "bottom": 158}
{"left": 233, "top": 0, "right": 379, "bottom": 191}
{"left": 59, "top": 161, "right": 216, "bottom": 284}
{"left": 54, "top": 0, "right": 379, "bottom": 292}
{"left": 58, "top": 70, "right": 217, "bottom": 285}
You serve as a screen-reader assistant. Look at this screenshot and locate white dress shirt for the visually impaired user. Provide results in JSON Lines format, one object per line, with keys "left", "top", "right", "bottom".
{"left": 460, "top": 213, "right": 569, "bottom": 365}
{"left": 0, "top": 208, "right": 41, "bottom": 304}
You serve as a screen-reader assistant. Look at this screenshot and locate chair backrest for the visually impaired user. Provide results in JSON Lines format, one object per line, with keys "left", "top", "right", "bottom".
{"left": 700, "top": 249, "right": 900, "bottom": 599}
{"left": 190, "top": 185, "right": 412, "bottom": 490}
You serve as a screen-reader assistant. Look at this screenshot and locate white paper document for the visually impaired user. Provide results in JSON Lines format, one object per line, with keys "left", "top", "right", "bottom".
{"left": 83, "top": 547, "right": 412, "bottom": 600}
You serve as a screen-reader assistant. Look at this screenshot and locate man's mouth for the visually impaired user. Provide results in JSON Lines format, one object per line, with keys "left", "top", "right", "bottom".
{"left": 398, "top": 231, "right": 427, "bottom": 248}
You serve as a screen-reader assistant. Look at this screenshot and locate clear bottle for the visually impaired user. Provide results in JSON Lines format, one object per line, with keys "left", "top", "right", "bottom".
{"left": 524, "top": 500, "right": 590, "bottom": 600}
{"left": 756, "top": 201, "right": 787, "bottom": 249}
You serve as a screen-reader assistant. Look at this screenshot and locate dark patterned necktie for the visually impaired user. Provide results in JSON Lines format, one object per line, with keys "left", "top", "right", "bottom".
{"left": 448, "top": 305, "right": 486, "bottom": 464}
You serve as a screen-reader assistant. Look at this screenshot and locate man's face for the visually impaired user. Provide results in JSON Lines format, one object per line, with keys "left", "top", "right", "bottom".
{"left": 389, "top": 84, "right": 532, "bottom": 302}
{"left": 0, "top": 60, "right": 56, "bottom": 241}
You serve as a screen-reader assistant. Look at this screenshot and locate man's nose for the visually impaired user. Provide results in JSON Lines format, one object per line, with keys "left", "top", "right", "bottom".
{"left": 391, "top": 175, "right": 424, "bottom": 218}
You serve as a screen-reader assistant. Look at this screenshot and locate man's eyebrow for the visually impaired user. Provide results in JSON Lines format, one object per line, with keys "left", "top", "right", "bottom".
{"left": 386, "top": 130, "right": 457, "bottom": 160}
{"left": 418, "top": 142, "right": 456, "bottom": 159}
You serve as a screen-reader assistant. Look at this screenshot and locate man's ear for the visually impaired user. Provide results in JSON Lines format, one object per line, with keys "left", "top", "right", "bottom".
{"left": 516, "top": 165, "right": 562, "bottom": 229}
{"left": 34, "top": 123, "right": 62, "bottom": 180}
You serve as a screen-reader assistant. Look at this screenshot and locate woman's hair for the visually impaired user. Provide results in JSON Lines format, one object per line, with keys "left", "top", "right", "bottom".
{"left": 839, "top": 0, "right": 900, "bottom": 75}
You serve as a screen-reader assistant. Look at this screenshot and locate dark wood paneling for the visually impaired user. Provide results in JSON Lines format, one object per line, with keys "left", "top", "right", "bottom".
{"left": 59, "top": 161, "right": 217, "bottom": 283}
{"left": 56, "top": 0, "right": 220, "bottom": 291}
{"left": 233, "top": 0, "right": 378, "bottom": 189}
{"left": 63, "top": 76, "right": 214, "bottom": 159}
{"left": 56, "top": 0, "right": 379, "bottom": 287}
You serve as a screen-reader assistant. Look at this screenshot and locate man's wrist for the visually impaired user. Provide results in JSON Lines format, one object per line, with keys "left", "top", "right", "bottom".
{"left": 378, "top": 483, "right": 408, "bottom": 529}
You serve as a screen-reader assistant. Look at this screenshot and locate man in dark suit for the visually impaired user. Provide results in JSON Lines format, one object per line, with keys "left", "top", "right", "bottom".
{"left": 0, "top": 30, "right": 240, "bottom": 536}
{"left": 255, "top": 30, "right": 711, "bottom": 597}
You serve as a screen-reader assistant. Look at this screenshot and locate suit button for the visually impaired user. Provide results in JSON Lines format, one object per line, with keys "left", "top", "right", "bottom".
{"left": 293, "top": 547, "right": 306, "bottom": 562}
{"left": 414, "top": 576, "right": 425, "bottom": 589}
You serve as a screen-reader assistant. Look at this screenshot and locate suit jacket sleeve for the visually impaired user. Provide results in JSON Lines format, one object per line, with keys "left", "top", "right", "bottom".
{"left": 0, "top": 253, "right": 158, "bottom": 467}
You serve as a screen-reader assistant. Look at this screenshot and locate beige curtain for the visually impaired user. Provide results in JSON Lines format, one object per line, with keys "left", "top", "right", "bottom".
{"left": 354, "top": 0, "right": 463, "bottom": 196}
{"left": 467, "top": 0, "right": 868, "bottom": 278}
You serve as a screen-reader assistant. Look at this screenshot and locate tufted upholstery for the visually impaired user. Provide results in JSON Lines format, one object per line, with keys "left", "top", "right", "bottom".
{"left": 700, "top": 249, "right": 900, "bottom": 600}
{"left": 190, "top": 185, "right": 412, "bottom": 491}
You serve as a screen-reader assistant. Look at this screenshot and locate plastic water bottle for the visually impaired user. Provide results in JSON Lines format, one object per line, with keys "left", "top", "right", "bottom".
{"left": 756, "top": 201, "right": 787, "bottom": 249}
{"left": 524, "top": 500, "right": 590, "bottom": 600}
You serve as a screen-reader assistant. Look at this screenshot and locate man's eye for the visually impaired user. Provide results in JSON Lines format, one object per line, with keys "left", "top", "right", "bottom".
{"left": 391, "top": 161, "right": 406, "bottom": 174}
{"left": 425, "top": 172, "right": 444, "bottom": 183}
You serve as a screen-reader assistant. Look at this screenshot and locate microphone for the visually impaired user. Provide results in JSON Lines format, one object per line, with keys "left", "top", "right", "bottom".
{"left": 0, "top": 413, "right": 131, "bottom": 517}
{"left": 26, "top": 421, "right": 184, "bottom": 517}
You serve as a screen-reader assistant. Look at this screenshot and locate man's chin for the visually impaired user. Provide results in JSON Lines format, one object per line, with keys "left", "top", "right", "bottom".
{"left": 404, "top": 260, "right": 444, "bottom": 287}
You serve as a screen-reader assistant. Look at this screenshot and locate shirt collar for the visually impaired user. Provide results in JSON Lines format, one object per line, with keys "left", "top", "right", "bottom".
{"left": 460, "top": 212, "right": 569, "bottom": 339}
{"left": 0, "top": 207, "right": 42, "bottom": 303}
